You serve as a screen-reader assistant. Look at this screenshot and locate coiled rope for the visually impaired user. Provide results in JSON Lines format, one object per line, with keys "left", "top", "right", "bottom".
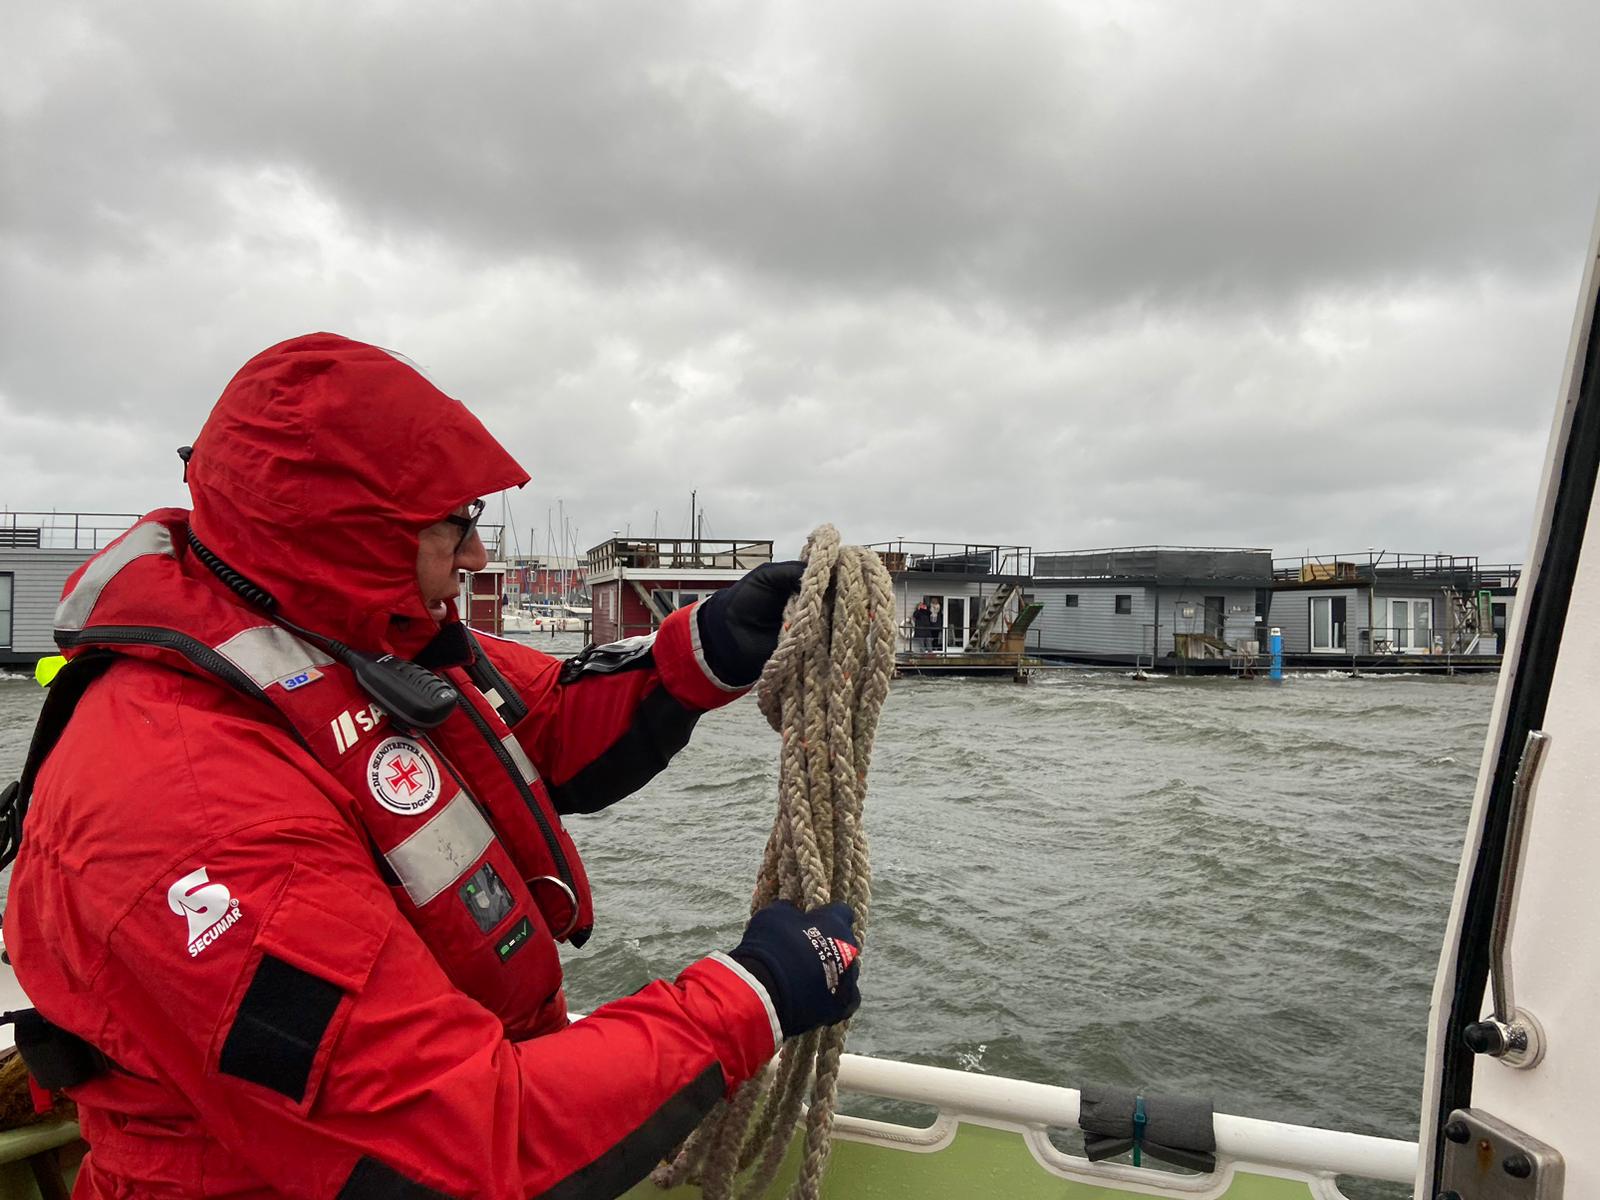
{"left": 654, "top": 524, "right": 895, "bottom": 1200}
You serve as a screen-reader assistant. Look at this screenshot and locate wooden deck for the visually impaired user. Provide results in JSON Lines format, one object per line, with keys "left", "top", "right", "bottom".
{"left": 894, "top": 651, "right": 1043, "bottom": 679}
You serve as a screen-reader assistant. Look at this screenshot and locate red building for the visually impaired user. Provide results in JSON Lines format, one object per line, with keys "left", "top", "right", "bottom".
{"left": 586, "top": 537, "right": 774, "bottom": 643}
{"left": 505, "top": 556, "right": 587, "bottom": 605}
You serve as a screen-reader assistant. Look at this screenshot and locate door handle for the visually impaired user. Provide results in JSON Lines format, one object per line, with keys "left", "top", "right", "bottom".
{"left": 1462, "top": 729, "right": 1550, "bottom": 1069}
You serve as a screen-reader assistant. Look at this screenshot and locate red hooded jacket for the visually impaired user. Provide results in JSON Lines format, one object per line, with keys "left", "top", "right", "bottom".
{"left": 4, "top": 335, "right": 778, "bottom": 1199}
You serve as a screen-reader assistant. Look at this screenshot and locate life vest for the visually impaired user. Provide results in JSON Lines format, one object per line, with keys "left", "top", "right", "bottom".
{"left": 49, "top": 511, "right": 593, "bottom": 1040}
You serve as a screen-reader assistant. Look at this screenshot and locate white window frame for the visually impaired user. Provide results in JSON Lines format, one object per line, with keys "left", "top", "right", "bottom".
{"left": 1388, "top": 597, "right": 1435, "bottom": 653}
{"left": 1310, "top": 596, "right": 1346, "bottom": 653}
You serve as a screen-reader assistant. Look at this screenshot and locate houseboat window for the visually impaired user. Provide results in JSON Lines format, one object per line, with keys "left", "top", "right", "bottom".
{"left": 0, "top": 572, "right": 11, "bottom": 648}
{"left": 1388, "top": 597, "right": 1434, "bottom": 652}
{"left": 649, "top": 588, "right": 707, "bottom": 615}
{"left": 1115, "top": 594, "right": 1132, "bottom": 614}
{"left": 1064, "top": 594, "right": 1079, "bottom": 607}
{"left": 1311, "top": 596, "right": 1347, "bottom": 652}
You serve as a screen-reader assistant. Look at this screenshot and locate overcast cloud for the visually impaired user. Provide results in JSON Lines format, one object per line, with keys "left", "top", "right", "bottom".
{"left": 3, "top": 0, "right": 1597, "bottom": 563}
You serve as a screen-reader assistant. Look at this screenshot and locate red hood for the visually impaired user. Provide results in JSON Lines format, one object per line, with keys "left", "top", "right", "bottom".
{"left": 186, "top": 333, "right": 528, "bottom": 654}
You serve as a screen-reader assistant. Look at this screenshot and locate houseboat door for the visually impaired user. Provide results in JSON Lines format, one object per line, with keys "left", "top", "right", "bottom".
{"left": 1388, "top": 597, "right": 1434, "bottom": 652}
{"left": 944, "top": 597, "right": 965, "bottom": 650}
{"left": 1310, "top": 595, "right": 1347, "bottom": 652}
{"left": 916, "top": 594, "right": 962, "bottom": 652}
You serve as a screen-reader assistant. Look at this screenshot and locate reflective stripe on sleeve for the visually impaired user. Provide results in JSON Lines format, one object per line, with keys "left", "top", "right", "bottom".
{"left": 686, "top": 602, "right": 742, "bottom": 693}
{"left": 708, "top": 951, "right": 783, "bottom": 1051}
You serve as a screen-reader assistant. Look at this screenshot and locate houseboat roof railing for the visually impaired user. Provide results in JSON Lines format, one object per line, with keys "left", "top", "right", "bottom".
{"left": 0, "top": 510, "right": 517, "bottom": 560}
{"left": 0, "top": 511, "right": 140, "bottom": 551}
{"left": 504, "top": 552, "right": 588, "bottom": 571}
{"left": 1034, "top": 545, "right": 1273, "bottom": 584}
{"left": 476, "top": 523, "right": 507, "bottom": 561}
{"left": 1271, "top": 551, "right": 1483, "bottom": 586}
{"left": 1477, "top": 563, "right": 1524, "bottom": 590}
{"left": 587, "top": 537, "right": 775, "bottom": 574}
{"left": 867, "top": 541, "right": 1033, "bottom": 579}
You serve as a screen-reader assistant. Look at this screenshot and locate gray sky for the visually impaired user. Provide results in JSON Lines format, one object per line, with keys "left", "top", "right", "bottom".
{"left": 4, "top": 1, "right": 1597, "bottom": 564}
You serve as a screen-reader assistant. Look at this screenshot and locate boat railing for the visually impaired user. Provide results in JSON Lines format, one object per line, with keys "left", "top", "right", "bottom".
{"left": 833, "top": 1052, "right": 1417, "bottom": 1189}
{"left": 0, "top": 511, "right": 140, "bottom": 551}
{"left": 588, "top": 537, "right": 775, "bottom": 573}
{"left": 870, "top": 541, "right": 1033, "bottom": 578}
{"left": 1271, "top": 550, "right": 1484, "bottom": 587}
{"left": 1034, "top": 545, "right": 1273, "bottom": 584}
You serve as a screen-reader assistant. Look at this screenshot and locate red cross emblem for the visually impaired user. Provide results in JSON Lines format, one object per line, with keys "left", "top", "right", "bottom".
{"left": 386, "top": 757, "right": 424, "bottom": 795}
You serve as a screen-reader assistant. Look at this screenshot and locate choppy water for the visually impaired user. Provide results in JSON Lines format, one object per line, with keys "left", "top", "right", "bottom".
{"left": 0, "top": 640, "right": 1492, "bottom": 1168}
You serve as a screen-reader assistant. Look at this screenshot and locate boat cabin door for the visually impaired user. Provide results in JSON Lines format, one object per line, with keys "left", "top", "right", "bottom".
{"left": 918, "top": 594, "right": 962, "bottom": 652}
{"left": 945, "top": 597, "right": 965, "bottom": 649}
{"left": 1420, "top": 199, "right": 1600, "bottom": 1200}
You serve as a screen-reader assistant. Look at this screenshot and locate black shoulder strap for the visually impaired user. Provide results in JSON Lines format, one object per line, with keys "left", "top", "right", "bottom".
{"left": 461, "top": 630, "right": 530, "bottom": 726}
{"left": 0, "top": 650, "right": 119, "bottom": 871}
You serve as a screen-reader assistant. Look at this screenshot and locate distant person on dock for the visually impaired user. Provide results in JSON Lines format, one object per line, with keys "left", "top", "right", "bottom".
{"left": 929, "top": 599, "right": 944, "bottom": 651}
{"left": 3, "top": 333, "right": 860, "bottom": 1200}
{"left": 912, "top": 600, "right": 933, "bottom": 651}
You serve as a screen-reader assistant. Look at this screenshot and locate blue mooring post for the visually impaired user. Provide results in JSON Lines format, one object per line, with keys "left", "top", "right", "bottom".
{"left": 1270, "top": 626, "right": 1283, "bottom": 681}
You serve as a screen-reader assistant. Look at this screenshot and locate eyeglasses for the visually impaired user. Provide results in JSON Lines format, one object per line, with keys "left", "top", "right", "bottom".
{"left": 442, "top": 499, "right": 486, "bottom": 554}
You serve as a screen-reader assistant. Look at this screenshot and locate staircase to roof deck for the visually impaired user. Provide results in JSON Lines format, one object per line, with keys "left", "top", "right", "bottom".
{"left": 972, "top": 582, "right": 1020, "bottom": 651}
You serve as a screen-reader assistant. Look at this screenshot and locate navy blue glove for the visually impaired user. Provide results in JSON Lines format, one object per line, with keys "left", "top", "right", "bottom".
{"left": 730, "top": 901, "right": 861, "bottom": 1039}
{"left": 696, "top": 561, "right": 805, "bottom": 687}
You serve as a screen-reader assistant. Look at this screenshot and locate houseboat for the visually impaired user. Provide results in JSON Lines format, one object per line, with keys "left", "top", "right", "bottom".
{"left": 1029, "top": 546, "right": 1273, "bottom": 672}
{"left": 1266, "top": 552, "right": 1509, "bottom": 671}
{"left": 0, "top": 513, "right": 136, "bottom": 670}
{"left": 867, "top": 541, "right": 1042, "bottom": 675}
{"left": 585, "top": 536, "right": 774, "bottom": 643}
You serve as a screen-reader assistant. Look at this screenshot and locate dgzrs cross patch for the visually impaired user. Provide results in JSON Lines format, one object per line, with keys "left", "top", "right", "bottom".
{"left": 367, "top": 736, "right": 442, "bottom": 816}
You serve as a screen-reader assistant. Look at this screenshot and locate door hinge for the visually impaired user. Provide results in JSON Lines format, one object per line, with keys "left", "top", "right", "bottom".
{"left": 1438, "top": 1107, "right": 1562, "bottom": 1199}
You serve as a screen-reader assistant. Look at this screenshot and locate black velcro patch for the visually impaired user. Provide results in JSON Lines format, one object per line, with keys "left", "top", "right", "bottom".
{"left": 338, "top": 1156, "right": 456, "bottom": 1199}
{"left": 219, "top": 953, "right": 342, "bottom": 1102}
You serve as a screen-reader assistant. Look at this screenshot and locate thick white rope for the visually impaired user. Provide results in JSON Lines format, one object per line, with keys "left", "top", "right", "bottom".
{"left": 654, "top": 525, "right": 895, "bottom": 1200}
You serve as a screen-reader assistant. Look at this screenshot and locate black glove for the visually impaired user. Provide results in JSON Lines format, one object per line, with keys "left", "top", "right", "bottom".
{"left": 696, "top": 560, "right": 805, "bottom": 687}
{"left": 729, "top": 901, "right": 861, "bottom": 1040}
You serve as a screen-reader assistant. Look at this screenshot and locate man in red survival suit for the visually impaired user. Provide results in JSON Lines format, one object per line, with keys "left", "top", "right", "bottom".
{"left": 2, "top": 333, "right": 861, "bottom": 1199}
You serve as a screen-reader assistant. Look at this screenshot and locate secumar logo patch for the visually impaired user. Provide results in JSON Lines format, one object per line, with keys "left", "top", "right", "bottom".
{"left": 168, "top": 867, "right": 243, "bottom": 957}
{"left": 367, "top": 736, "right": 442, "bottom": 816}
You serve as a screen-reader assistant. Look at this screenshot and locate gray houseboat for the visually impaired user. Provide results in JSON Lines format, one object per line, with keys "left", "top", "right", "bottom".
{"left": 1266, "top": 551, "right": 1509, "bottom": 668}
{"left": 1, "top": 513, "right": 136, "bottom": 669}
{"left": 1030, "top": 546, "right": 1273, "bottom": 669}
{"left": 868, "top": 541, "right": 1041, "bottom": 673}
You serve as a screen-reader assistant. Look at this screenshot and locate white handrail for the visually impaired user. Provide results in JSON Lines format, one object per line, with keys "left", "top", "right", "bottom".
{"left": 836, "top": 1053, "right": 1418, "bottom": 1185}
